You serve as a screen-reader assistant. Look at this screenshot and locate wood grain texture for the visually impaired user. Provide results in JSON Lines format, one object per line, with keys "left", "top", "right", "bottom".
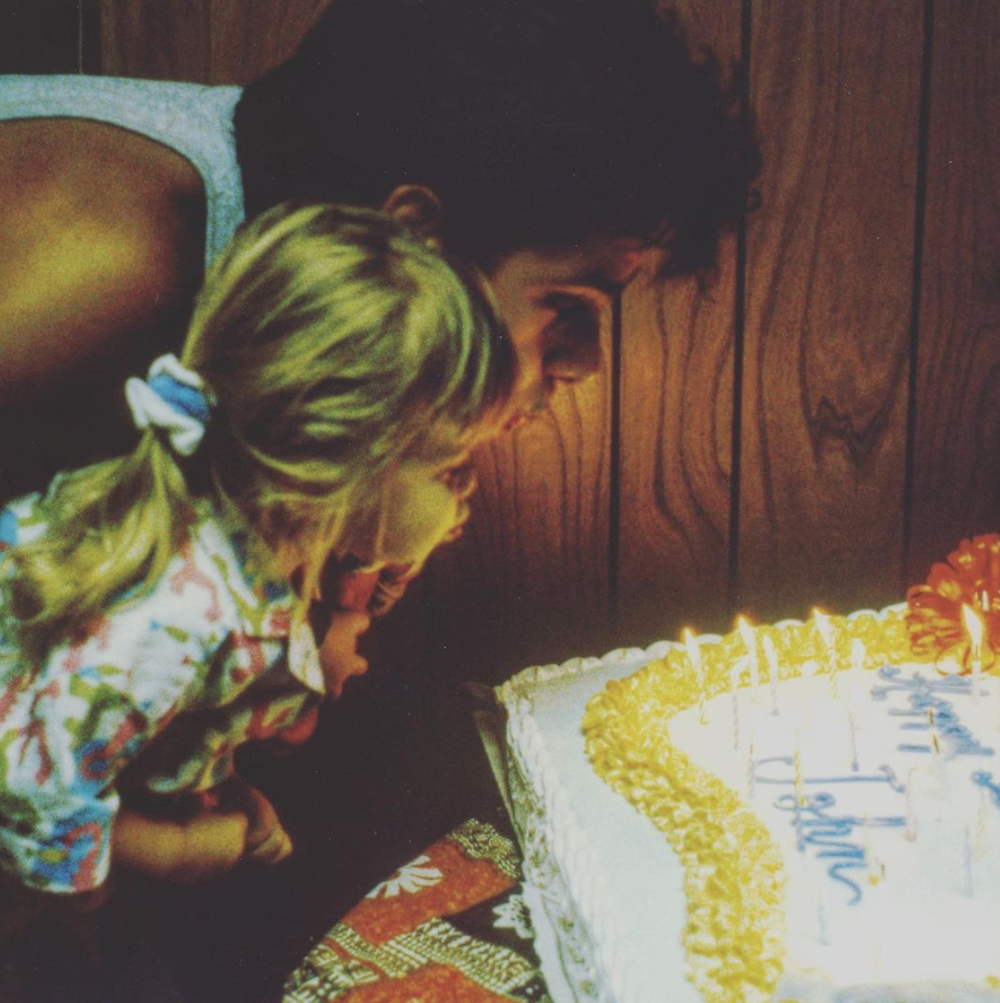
{"left": 100, "top": 0, "right": 212, "bottom": 81}
{"left": 202, "top": 0, "right": 332, "bottom": 83}
{"left": 616, "top": 1, "right": 742, "bottom": 648}
{"left": 423, "top": 311, "right": 614, "bottom": 684}
{"left": 907, "top": 0, "right": 1000, "bottom": 585}
{"left": 738, "top": 0, "right": 923, "bottom": 621}
{"left": 617, "top": 262, "right": 739, "bottom": 646}
{"left": 100, "top": 0, "right": 330, "bottom": 83}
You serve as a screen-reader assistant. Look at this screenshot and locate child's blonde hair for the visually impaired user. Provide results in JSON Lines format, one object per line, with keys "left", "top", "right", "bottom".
{"left": 5, "top": 203, "right": 512, "bottom": 653}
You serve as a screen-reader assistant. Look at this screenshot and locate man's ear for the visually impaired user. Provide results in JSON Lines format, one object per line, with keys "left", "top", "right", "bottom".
{"left": 382, "top": 185, "right": 445, "bottom": 250}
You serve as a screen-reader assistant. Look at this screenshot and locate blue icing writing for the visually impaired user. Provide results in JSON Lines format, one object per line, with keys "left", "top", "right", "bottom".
{"left": 755, "top": 757, "right": 906, "bottom": 793}
{"left": 870, "top": 665, "right": 994, "bottom": 758}
{"left": 756, "top": 756, "right": 905, "bottom": 906}
{"left": 972, "top": 771, "right": 1000, "bottom": 809}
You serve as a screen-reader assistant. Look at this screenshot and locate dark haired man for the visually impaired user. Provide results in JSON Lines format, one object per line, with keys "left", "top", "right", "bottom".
{"left": 0, "top": 0, "right": 757, "bottom": 498}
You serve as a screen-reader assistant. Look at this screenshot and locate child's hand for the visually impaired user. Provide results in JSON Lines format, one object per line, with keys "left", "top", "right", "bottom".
{"left": 113, "top": 805, "right": 248, "bottom": 884}
{"left": 215, "top": 776, "right": 293, "bottom": 867}
{"left": 239, "top": 784, "right": 293, "bottom": 866}
{"left": 180, "top": 809, "right": 252, "bottom": 881}
{"left": 320, "top": 610, "right": 371, "bottom": 698}
{"left": 114, "top": 780, "right": 292, "bottom": 883}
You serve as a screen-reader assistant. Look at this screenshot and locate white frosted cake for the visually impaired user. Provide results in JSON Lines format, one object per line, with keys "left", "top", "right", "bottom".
{"left": 487, "top": 604, "right": 1000, "bottom": 1003}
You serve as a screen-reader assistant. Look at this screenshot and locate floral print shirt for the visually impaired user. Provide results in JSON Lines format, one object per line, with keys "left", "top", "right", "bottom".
{"left": 0, "top": 493, "right": 325, "bottom": 894}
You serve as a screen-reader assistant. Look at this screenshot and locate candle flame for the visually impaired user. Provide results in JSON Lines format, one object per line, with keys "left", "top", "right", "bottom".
{"left": 737, "top": 616, "right": 756, "bottom": 651}
{"left": 813, "top": 608, "right": 835, "bottom": 647}
{"left": 962, "top": 604, "right": 984, "bottom": 653}
{"left": 683, "top": 628, "right": 702, "bottom": 672}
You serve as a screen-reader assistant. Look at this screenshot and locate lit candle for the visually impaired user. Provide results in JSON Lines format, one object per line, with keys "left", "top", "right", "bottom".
{"left": 963, "top": 823, "right": 975, "bottom": 898}
{"left": 792, "top": 734, "right": 806, "bottom": 852}
{"left": 731, "top": 656, "right": 744, "bottom": 751}
{"left": 763, "top": 633, "right": 780, "bottom": 715}
{"left": 683, "top": 627, "right": 708, "bottom": 725}
{"left": 850, "top": 637, "right": 866, "bottom": 674}
{"left": 927, "top": 706, "right": 941, "bottom": 756}
{"left": 848, "top": 702, "right": 860, "bottom": 773}
{"left": 737, "top": 616, "right": 760, "bottom": 700}
{"left": 925, "top": 706, "right": 953, "bottom": 804}
{"left": 863, "top": 816, "right": 883, "bottom": 886}
{"left": 816, "top": 890, "right": 830, "bottom": 947}
{"left": 848, "top": 639, "right": 865, "bottom": 772}
{"left": 813, "top": 608, "right": 838, "bottom": 697}
{"left": 904, "top": 768, "right": 918, "bottom": 841}
{"left": 976, "top": 788, "right": 988, "bottom": 860}
{"left": 962, "top": 603, "right": 983, "bottom": 705}
{"left": 800, "top": 659, "right": 819, "bottom": 732}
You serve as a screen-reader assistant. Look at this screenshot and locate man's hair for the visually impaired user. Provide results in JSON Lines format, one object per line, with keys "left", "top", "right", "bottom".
{"left": 235, "top": 0, "right": 760, "bottom": 275}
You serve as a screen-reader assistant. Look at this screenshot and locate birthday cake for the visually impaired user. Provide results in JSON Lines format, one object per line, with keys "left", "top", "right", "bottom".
{"left": 489, "top": 598, "right": 1000, "bottom": 1003}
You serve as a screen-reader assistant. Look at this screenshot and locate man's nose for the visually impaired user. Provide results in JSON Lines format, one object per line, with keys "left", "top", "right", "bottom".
{"left": 544, "top": 337, "right": 602, "bottom": 385}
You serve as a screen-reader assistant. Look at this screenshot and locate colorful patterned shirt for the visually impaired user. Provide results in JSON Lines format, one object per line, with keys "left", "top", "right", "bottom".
{"left": 0, "top": 493, "right": 325, "bottom": 894}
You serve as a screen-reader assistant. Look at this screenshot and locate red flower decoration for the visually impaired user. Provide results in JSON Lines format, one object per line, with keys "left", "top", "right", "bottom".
{"left": 906, "top": 534, "right": 1000, "bottom": 671}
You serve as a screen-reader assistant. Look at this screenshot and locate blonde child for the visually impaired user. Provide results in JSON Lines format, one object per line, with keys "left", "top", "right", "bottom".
{"left": 0, "top": 202, "right": 512, "bottom": 902}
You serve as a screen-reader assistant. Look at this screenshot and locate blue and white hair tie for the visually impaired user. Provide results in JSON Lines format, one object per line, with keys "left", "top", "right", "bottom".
{"left": 125, "top": 354, "right": 214, "bottom": 456}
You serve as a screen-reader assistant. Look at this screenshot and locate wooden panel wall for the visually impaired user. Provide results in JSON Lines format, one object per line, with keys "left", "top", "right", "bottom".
{"left": 908, "top": 0, "right": 1000, "bottom": 584}
{"left": 617, "top": 1, "right": 742, "bottom": 648}
{"left": 738, "top": 0, "right": 924, "bottom": 622}
{"left": 99, "top": 0, "right": 328, "bottom": 83}
{"left": 9, "top": 0, "right": 1000, "bottom": 685}
{"left": 424, "top": 305, "right": 615, "bottom": 679}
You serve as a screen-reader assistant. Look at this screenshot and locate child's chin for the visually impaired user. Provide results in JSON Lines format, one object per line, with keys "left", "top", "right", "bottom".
{"left": 325, "top": 659, "right": 369, "bottom": 700}
{"left": 442, "top": 524, "right": 466, "bottom": 544}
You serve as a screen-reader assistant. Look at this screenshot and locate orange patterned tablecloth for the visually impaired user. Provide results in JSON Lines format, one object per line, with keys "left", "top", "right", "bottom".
{"left": 282, "top": 819, "right": 550, "bottom": 1003}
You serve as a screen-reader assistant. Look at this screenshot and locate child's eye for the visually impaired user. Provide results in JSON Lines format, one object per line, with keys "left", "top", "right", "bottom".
{"left": 441, "top": 462, "right": 477, "bottom": 497}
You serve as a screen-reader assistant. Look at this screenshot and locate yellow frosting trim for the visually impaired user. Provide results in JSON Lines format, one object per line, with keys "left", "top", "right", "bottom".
{"left": 583, "top": 608, "right": 927, "bottom": 1003}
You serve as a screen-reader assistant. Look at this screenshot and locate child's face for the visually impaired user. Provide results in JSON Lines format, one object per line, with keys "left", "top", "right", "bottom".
{"left": 376, "top": 453, "right": 478, "bottom": 568}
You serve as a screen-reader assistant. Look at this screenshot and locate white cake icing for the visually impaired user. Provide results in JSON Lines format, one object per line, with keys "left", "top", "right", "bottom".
{"left": 669, "top": 663, "right": 1000, "bottom": 1000}
{"left": 489, "top": 606, "right": 1000, "bottom": 1003}
{"left": 494, "top": 646, "right": 693, "bottom": 1003}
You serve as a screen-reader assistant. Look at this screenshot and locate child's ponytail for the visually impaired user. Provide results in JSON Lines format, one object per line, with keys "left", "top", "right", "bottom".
{"left": 3, "top": 202, "right": 513, "bottom": 656}
{"left": 4, "top": 424, "right": 192, "bottom": 658}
